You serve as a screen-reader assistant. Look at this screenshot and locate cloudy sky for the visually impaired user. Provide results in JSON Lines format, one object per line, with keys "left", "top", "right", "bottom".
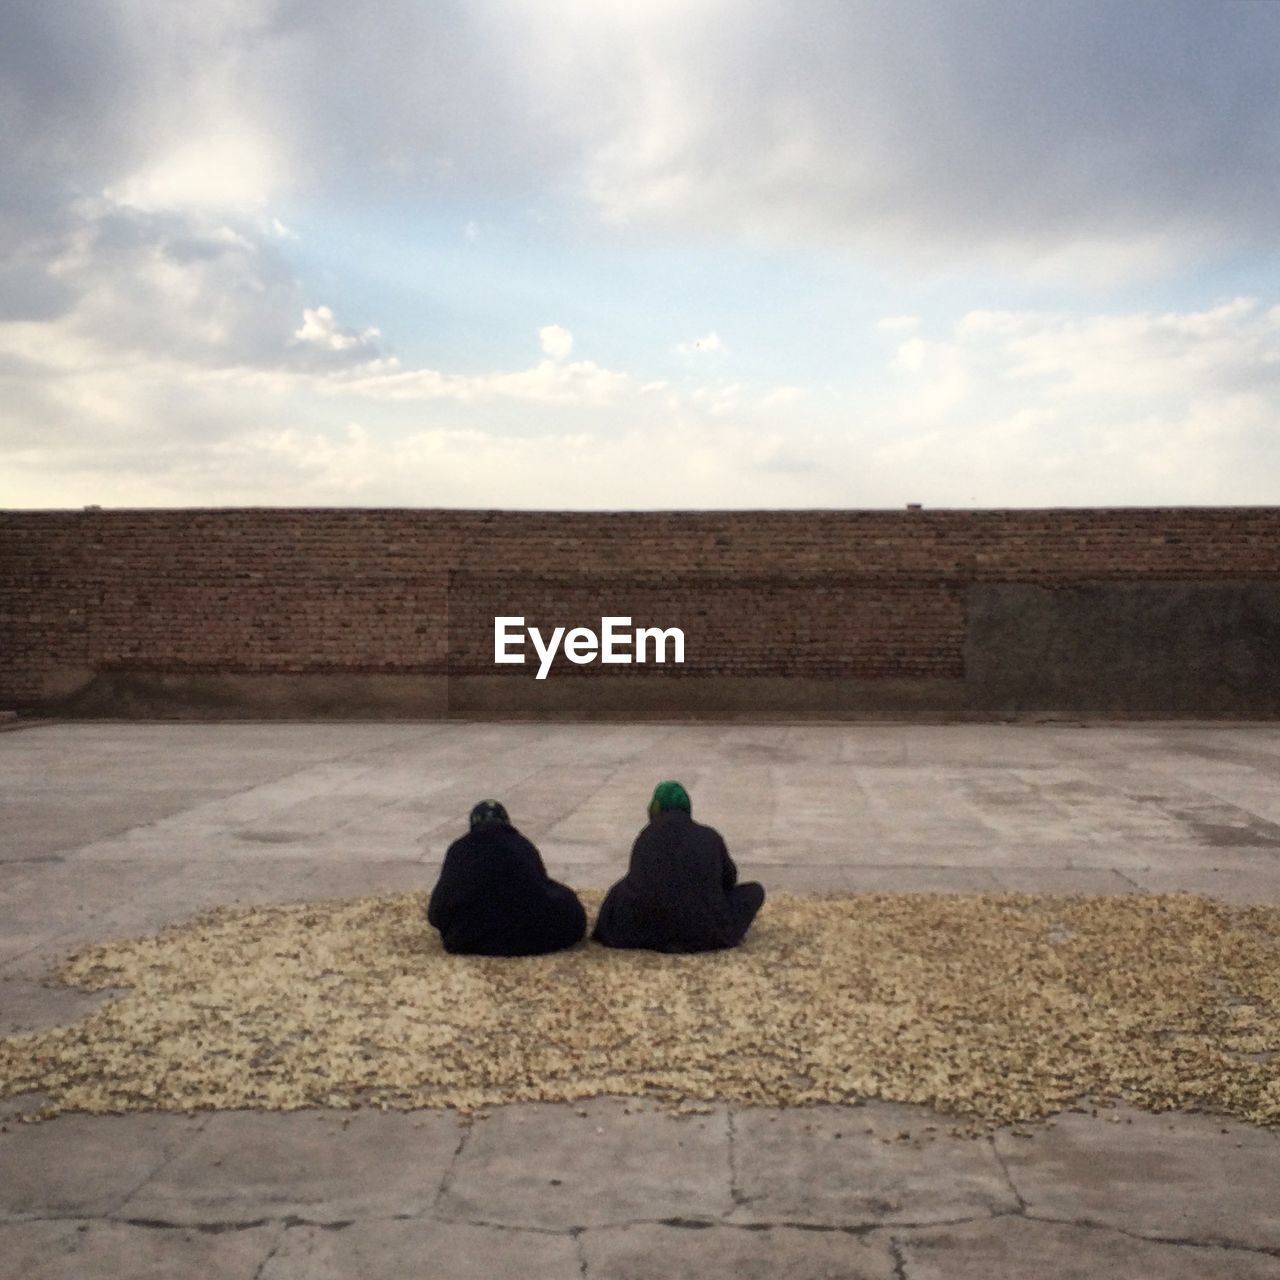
{"left": 3, "top": 0, "right": 1279, "bottom": 510}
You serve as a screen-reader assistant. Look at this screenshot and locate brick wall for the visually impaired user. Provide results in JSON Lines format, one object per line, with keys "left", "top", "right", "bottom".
{"left": 448, "top": 572, "right": 965, "bottom": 680}
{"left": 2, "top": 507, "right": 1279, "bottom": 716}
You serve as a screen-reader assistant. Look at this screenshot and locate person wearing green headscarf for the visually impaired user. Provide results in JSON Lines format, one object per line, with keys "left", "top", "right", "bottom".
{"left": 591, "top": 781, "right": 765, "bottom": 953}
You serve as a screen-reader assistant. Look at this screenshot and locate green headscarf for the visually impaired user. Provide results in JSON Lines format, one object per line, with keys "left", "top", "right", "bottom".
{"left": 648, "top": 780, "right": 691, "bottom": 820}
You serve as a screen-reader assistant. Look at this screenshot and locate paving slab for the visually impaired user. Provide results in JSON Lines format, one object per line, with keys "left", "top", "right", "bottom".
{"left": 0, "top": 722, "right": 429, "bottom": 863}
{"left": 260, "top": 1219, "right": 581, "bottom": 1280}
{"left": 839, "top": 866, "right": 1004, "bottom": 893}
{"left": 0, "top": 1218, "right": 281, "bottom": 1280}
{"left": 0, "top": 933, "right": 118, "bottom": 982}
{"left": 0, "top": 860, "right": 110, "bottom": 966}
{"left": 0, "top": 1220, "right": 81, "bottom": 1280}
{"left": 896, "top": 726, "right": 1098, "bottom": 768}
{"left": 1140, "top": 760, "right": 1280, "bottom": 829}
{"left": 166, "top": 856, "right": 335, "bottom": 912}
{"left": 117, "top": 1109, "right": 466, "bottom": 1226}
{"left": 299, "top": 859, "right": 439, "bottom": 901}
{"left": 545, "top": 858, "right": 623, "bottom": 890}
{"left": 439, "top": 1097, "right": 733, "bottom": 1229}
{"left": 0, "top": 929, "right": 78, "bottom": 972}
{"left": 1126, "top": 866, "right": 1280, "bottom": 904}
{"left": 0, "top": 864, "right": 31, "bottom": 907}
{"left": 754, "top": 864, "right": 861, "bottom": 893}
{"left": 4, "top": 723, "right": 1280, "bottom": 897}
{"left": 0, "top": 1114, "right": 207, "bottom": 1220}
{"left": 871, "top": 839, "right": 1106, "bottom": 869}
{"left": 994, "top": 1106, "right": 1280, "bottom": 1250}
{"left": 0, "top": 975, "right": 114, "bottom": 1035}
{"left": 894, "top": 1215, "right": 1280, "bottom": 1279}
{"left": 766, "top": 766, "right": 886, "bottom": 855}
{"left": 581, "top": 1222, "right": 898, "bottom": 1279}
{"left": 0, "top": 861, "right": 322, "bottom": 956}
{"left": 853, "top": 769, "right": 1000, "bottom": 850}
{"left": 0, "top": 859, "right": 187, "bottom": 937}
{"left": 0, "top": 791, "right": 257, "bottom": 865}
{"left": 1088, "top": 842, "right": 1280, "bottom": 875}
{"left": 3, "top": 722, "right": 1280, "bottom": 1280}
{"left": 729, "top": 1102, "right": 1019, "bottom": 1227}
{"left": 988, "top": 868, "right": 1142, "bottom": 895}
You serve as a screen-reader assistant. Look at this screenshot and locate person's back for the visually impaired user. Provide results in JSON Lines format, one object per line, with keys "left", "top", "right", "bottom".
{"left": 592, "top": 781, "right": 765, "bottom": 953}
{"left": 428, "top": 801, "right": 587, "bottom": 957}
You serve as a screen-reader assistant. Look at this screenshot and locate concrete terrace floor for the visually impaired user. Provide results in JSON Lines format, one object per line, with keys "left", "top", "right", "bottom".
{"left": 2, "top": 719, "right": 1280, "bottom": 1279}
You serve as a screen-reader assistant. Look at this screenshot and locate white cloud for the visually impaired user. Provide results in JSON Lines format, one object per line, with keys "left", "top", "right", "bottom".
{"left": 6, "top": 290, "right": 1280, "bottom": 510}
{"left": 4, "top": 3, "right": 1280, "bottom": 510}
{"left": 105, "top": 126, "right": 278, "bottom": 214}
{"left": 858, "top": 298, "right": 1280, "bottom": 505}
{"left": 0, "top": 190, "right": 391, "bottom": 377}
{"left": 336, "top": 357, "right": 633, "bottom": 407}
{"left": 879, "top": 298, "right": 1280, "bottom": 442}
{"left": 955, "top": 297, "right": 1280, "bottom": 401}
{"left": 538, "top": 324, "right": 574, "bottom": 360}
{"left": 757, "top": 385, "right": 804, "bottom": 410}
{"left": 690, "top": 382, "right": 742, "bottom": 415}
{"left": 887, "top": 335, "right": 974, "bottom": 420}
{"left": 0, "top": 395, "right": 839, "bottom": 510}
{"left": 293, "top": 306, "right": 383, "bottom": 356}
{"left": 7, "top": 2, "right": 1280, "bottom": 279}
{"left": 34, "top": 199, "right": 313, "bottom": 368}
{"left": 891, "top": 338, "right": 929, "bottom": 374}
{"left": 522, "top": 2, "right": 1280, "bottom": 271}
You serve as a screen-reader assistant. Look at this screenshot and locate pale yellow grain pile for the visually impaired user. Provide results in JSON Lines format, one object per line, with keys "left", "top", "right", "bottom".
{"left": 1, "top": 891, "right": 1276, "bottom": 1128}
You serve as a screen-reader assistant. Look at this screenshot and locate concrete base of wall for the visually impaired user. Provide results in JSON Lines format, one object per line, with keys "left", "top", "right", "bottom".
{"left": 47, "top": 671, "right": 968, "bottom": 720}
{"left": 55, "top": 673, "right": 450, "bottom": 719}
{"left": 446, "top": 675, "right": 968, "bottom": 720}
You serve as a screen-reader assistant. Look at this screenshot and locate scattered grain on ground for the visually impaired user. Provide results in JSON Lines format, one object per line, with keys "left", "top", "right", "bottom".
{"left": 2, "top": 891, "right": 1277, "bottom": 1128}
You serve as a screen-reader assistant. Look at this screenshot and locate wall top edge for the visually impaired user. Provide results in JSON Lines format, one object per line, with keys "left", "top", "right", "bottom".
{"left": 4, "top": 505, "right": 1280, "bottom": 518}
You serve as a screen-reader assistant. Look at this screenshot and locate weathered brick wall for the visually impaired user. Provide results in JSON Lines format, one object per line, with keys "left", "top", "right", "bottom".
{"left": 2, "top": 507, "right": 1279, "bottom": 714}
{"left": 448, "top": 572, "right": 965, "bottom": 679}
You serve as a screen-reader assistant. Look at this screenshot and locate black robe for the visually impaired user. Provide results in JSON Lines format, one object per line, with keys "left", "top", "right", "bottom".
{"left": 428, "top": 822, "right": 586, "bottom": 956}
{"left": 591, "top": 810, "right": 765, "bottom": 953}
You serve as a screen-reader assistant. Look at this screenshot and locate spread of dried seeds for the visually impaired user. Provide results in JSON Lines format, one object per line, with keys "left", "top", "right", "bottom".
{"left": 1, "top": 891, "right": 1277, "bottom": 1128}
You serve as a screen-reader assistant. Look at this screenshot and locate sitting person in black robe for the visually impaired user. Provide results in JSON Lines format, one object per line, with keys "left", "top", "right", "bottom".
{"left": 592, "top": 781, "right": 765, "bottom": 953}
{"left": 428, "top": 800, "right": 587, "bottom": 956}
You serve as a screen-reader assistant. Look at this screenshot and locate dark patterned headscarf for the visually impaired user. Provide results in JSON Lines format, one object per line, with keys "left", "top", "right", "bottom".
{"left": 648, "top": 780, "right": 691, "bottom": 820}
{"left": 469, "top": 799, "right": 510, "bottom": 829}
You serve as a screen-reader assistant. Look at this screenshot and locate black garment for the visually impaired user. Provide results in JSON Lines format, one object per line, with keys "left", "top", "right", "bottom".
{"left": 591, "top": 810, "right": 765, "bottom": 953}
{"left": 428, "top": 821, "right": 587, "bottom": 956}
